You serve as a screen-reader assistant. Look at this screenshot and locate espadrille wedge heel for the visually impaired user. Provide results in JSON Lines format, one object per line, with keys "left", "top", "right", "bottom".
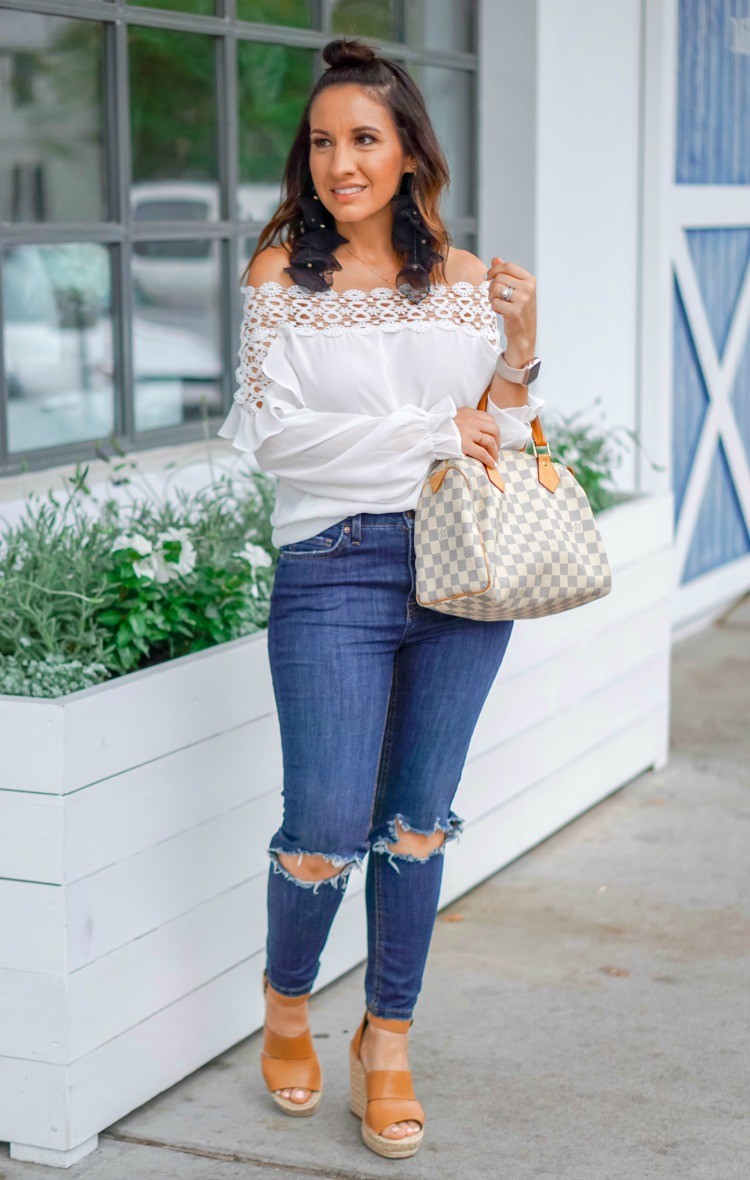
{"left": 349, "top": 1010, "right": 425, "bottom": 1159}
{"left": 260, "top": 971, "right": 322, "bottom": 1116}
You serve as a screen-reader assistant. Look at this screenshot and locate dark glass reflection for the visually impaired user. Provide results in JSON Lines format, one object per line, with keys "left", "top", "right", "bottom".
{"left": 331, "top": 0, "right": 399, "bottom": 41}
{"left": 0, "top": 13, "right": 106, "bottom": 224}
{"left": 2, "top": 244, "right": 114, "bottom": 452}
{"left": 129, "top": 27, "right": 218, "bottom": 188}
{"left": 236, "top": 0, "right": 313, "bottom": 27}
{"left": 237, "top": 44, "right": 315, "bottom": 223}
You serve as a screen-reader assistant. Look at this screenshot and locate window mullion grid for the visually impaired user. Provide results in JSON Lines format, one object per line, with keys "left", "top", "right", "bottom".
{"left": 218, "top": 5, "right": 240, "bottom": 414}
{"left": 112, "top": 7, "right": 135, "bottom": 443}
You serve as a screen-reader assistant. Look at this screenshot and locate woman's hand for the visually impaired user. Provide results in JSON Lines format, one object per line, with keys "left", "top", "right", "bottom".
{"left": 453, "top": 406, "right": 501, "bottom": 468}
{"left": 487, "top": 255, "right": 537, "bottom": 358}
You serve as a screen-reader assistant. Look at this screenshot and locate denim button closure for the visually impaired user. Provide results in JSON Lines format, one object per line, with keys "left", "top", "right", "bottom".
{"left": 344, "top": 525, "right": 350, "bottom": 532}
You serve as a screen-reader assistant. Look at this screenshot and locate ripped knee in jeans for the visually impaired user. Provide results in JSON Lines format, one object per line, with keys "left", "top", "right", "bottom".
{"left": 369, "top": 812, "right": 465, "bottom": 874}
{"left": 268, "top": 847, "right": 364, "bottom": 894}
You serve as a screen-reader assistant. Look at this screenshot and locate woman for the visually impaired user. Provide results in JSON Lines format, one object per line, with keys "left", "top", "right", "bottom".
{"left": 218, "top": 37, "right": 543, "bottom": 1161}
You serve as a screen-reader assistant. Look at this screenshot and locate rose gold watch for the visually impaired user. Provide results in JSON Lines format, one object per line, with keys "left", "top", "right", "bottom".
{"left": 493, "top": 349, "right": 542, "bottom": 385}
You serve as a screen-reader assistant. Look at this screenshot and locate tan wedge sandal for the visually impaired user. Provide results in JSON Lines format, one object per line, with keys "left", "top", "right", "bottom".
{"left": 260, "top": 971, "right": 322, "bottom": 1116}
{"left": 349, "top": 1010, "right": 425, "bottom": 1159}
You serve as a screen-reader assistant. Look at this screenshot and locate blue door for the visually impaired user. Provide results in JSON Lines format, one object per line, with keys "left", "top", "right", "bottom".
{"left": 673, "top": 0, "right": 750, "bottom": 584}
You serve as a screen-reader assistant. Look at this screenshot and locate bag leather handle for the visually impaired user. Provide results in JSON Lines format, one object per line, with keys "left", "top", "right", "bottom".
{"left": 428, "top": 380, "right": 566, "bottom": 497}
{"left": 477, "top": 381, "right": 560, "bottom": 494}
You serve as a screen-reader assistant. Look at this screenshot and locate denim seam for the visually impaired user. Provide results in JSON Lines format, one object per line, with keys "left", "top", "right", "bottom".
{"left": 369, "top": 657, "right": 401, "bottom": 1013}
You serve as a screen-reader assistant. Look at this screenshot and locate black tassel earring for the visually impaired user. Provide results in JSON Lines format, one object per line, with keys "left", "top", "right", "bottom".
{"left": 283, "top": 188, "right": 350, "bottom": 292}
{"left": 390, "top": 171, "right": 444, "bottom": 304}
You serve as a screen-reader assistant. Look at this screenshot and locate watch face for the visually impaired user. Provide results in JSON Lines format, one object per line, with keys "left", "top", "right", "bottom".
{"left": 526, "top": 358, "right": 542, "bottom": 383}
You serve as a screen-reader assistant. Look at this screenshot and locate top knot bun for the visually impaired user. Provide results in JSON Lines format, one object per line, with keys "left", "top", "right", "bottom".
{"left": 322, "top": 38, "right": 378, "bottom": 70}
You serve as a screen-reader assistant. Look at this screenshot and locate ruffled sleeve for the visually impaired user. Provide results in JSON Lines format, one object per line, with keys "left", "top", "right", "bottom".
{"left": 426, "top": 395, "right": 465, "bottom": 460}
{"left": 216, "top": 285, "right": 304, "bottom": 454}
{"left": 485, "top": 389, "right": 547, "bottom": 452}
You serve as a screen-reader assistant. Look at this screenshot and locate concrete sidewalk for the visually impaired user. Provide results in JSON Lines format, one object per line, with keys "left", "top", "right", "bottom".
{"left": 2, "top": 597, "right": 748, "bottom": 1180}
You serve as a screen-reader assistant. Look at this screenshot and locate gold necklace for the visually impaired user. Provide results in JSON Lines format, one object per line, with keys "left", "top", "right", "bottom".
{"left": 343, "top": 245, "right": 398, "bottom": 288}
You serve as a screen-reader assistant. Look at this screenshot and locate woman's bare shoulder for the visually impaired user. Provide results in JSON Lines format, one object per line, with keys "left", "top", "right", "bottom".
{"left": 244, "top": 244, "right": 294, "bottom": 289}
{"left": 442, "top": 247, "right": 489, "bottom": 287}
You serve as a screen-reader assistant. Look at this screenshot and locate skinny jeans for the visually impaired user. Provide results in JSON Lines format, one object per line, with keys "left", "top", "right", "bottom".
{"left": 265, "top": 509, "right": 514, "bottom": 1020}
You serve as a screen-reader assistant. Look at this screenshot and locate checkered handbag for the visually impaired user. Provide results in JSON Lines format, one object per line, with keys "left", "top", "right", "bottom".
{"left": 414, "top": 383, "right": 612, "bottom": 620}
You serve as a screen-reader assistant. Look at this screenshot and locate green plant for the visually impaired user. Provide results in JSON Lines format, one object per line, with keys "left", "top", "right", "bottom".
{"left": 540, "top": 396, "right": 665, "bottom": 513}
{"left": 0, "top": 443, "right": 280, "bottom": 697}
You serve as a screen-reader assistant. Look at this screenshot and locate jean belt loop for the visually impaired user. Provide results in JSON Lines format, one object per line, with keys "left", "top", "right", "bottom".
{"left": 351, "top": 513, "right": 362, "bottom": 543}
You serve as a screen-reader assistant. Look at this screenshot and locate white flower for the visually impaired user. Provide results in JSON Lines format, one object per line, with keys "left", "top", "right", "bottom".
{"left": 151, "top": 527, "right": 197, "bottom": 583}
{"left": 233, "top": 541, "right": 272, "bottom": 569}
{"left": 113, "top": 532, "right": 153, "bottom": 557}
{"left": 133, "top": 557, "right": 157, "bottom": 580}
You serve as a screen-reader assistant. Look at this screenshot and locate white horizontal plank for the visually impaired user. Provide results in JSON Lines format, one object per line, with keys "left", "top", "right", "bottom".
{"left": 0, "top": 953, "right": 264, "bottom": 1153}
{"left": 0, "top": 699, "right": 63, "bottom": 793}
{"left": 68, "top": 876, "right": 269, "bottom": 1064}
{"left": 471, "top": 600, "right": 670, "bottom": 761}
{"left": 66, "top": 953, "right": 264, "bottom": 1151}
{"left": 0, "top": 878, "right": 264, "bottom": 1065}
{"left": 0, "top": 629, "right": 272, "bottom": 796}
{"left": 0, "top": 792, "right": 63, "bottom": 883}
{"left": 0, "top": 857, "right": 368, "bottom": 1068}
{"left": 0, "top": 968, "right": 66, "bottom": 1061}
{"left": 63, "top": 713, "right": 282, "bottom": 885}
{"left": 462, "top": 651, "right": 669, "bottom": 824}
{"left": 0, "top": 713, "right": 281, "bottom": 888}
{"left": 595, "top": 491, "right": 673, "bottom": 567}
{"left": 441, "top": 706, "right": 669, "bottom": 905}
{"left": 66, "top": 789, "right": 281, "bottom": 971}
{"left": 60, "top": 631, "right": 274, "bottom": 794}
{"left": 0, "top": 1056, "right": 69, "bottom": 1151}
{"left": 0, "top": 879, "right": 65, "bottom": 974}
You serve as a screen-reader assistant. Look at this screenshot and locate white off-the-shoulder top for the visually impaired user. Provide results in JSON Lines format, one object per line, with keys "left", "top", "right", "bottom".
{"left": 217, "top": 278, "right": 545, "bottom": 548}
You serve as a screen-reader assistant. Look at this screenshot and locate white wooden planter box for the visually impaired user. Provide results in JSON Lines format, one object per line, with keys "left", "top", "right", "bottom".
{"left": 0, "top": 490, "right": 673, "bottom": 1168}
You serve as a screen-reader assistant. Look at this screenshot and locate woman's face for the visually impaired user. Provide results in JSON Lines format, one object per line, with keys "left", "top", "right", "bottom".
{"left": 308, "top": 84, "right": 415, "bottom": 227}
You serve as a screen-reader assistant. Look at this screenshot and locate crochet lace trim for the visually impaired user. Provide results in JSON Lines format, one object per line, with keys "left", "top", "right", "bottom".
{"left": 236, "top": 279, "right": 500, "bottom": 412}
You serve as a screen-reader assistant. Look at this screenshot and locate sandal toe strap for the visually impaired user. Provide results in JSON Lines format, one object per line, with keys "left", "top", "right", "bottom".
{"left": 365, "top": 1096, "right": 425, "bottom": 1136}
{"left": 261, "top": 1054, "right": 321, "bottom": 1092}
{"left": 261, "top": 1025, "right": 321, "bottom": 1092}
{"left": 364, "top": 1070, "right": 424, "bottom": 1135}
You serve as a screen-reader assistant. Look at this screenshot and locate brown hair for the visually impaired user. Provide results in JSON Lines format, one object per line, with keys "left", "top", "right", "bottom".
{"left": 241, "top": 37, "right": 452, "bottom": 293}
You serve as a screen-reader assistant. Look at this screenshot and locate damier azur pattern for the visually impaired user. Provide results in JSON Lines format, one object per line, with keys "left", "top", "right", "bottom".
{"left": 414, "top": 452, "right": 612, "bottom": 620}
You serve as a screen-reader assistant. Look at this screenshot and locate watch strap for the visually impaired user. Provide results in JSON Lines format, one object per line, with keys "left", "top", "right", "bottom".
{"left": 494, "top": 350, "right": 542, "bottom": 385}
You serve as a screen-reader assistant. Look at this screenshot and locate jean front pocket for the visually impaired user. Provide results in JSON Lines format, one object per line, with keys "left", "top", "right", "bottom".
{"left": 277, "top": 520, "right": 349, "bottom": 559}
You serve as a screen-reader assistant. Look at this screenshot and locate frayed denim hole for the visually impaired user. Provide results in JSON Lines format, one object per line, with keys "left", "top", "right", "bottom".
{"left": 369, "top": 811, "right": 466, "bottom": 873}
{"left": 267, "top": 847, "right": 363, "bottom": 893}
